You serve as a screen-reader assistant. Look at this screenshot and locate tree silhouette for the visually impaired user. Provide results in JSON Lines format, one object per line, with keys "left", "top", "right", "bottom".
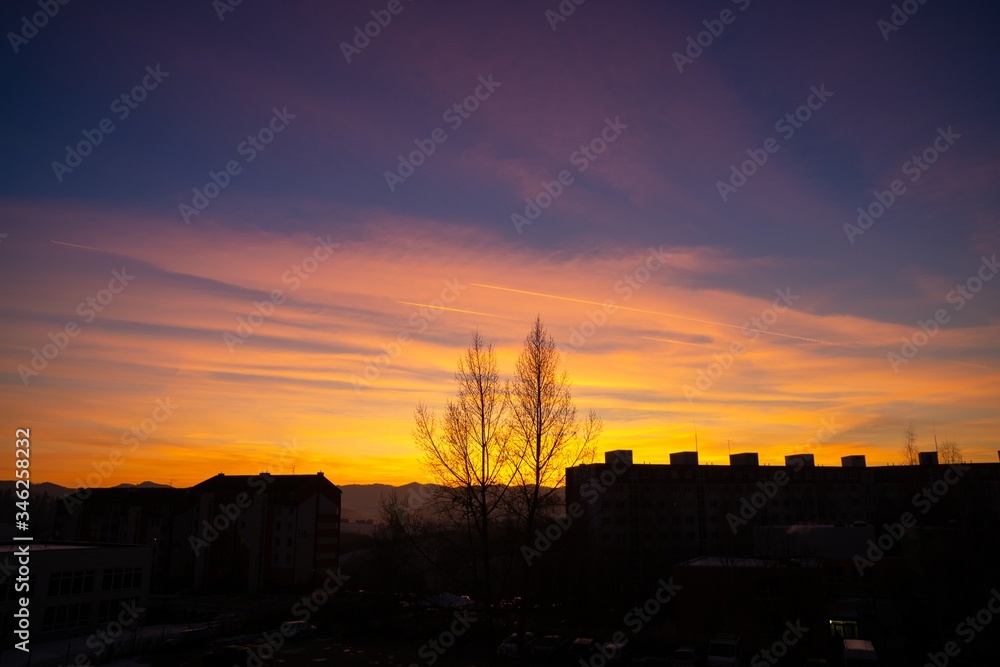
{"left": 412, "top": 330, "right": 518, "bottom": 611}
{"left": 509, "top": 316, "right": 601, "bottom": 544}
{"left": 937, "top": 438, "right": 964, "bottom": 464}
{"left": 901, "top": 422, "right": 918, "bottom": 465}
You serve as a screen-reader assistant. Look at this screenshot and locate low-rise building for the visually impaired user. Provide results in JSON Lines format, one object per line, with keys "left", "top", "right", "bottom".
{"left": 0, "top": 542, "right": 152, "bottom": 643}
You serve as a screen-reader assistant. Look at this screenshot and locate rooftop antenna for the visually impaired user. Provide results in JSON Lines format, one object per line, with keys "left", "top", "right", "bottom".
{"left": 694, "top": 423, "right": 699, "bottom": 453}
{"left": 933, "top": 421, "right": 939, "bottom": 451}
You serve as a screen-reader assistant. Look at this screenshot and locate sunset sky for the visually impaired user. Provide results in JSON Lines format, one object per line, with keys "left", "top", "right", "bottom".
{"left": 1, "top": 1, "right": 998, "bottom": 488}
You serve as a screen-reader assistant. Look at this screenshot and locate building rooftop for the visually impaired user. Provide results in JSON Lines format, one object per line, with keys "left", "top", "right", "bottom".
{"left": 188, "top": 472, "right": 341, "bottom": 494}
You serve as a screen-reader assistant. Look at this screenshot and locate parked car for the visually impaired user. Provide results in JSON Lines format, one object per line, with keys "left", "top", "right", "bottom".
{"left": 532, "top": 634, "right": 570, "bottom": 659}
{"left": 282, "top": 620, "right": 317, "bottom": 639}
{"left": 497, "top": 631, "right": 537, "bottom": 658}
{"left": 707, "top": 635, "right": 742, "bottom": 667}
{"left": 843, "top": 639, "right": 879, "bottom": 666}
{"left": 672, "top": 645, "right": 701, "bottom": 666}
{"left": 601, "top": 641, "right": 630, "bottom": 665}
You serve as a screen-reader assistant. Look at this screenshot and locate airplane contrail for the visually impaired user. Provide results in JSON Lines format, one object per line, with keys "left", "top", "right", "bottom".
{"left": 394, "top": 301, "right": 516, "bottom": 320}
{"left": 641, "top": 336, "right": 712, "bottom": 349}
{"left": 471, "top": 282, "right": 839, "bottom": 345}
{"left": 49, "top": 240, "right": 116, "bottom": 253}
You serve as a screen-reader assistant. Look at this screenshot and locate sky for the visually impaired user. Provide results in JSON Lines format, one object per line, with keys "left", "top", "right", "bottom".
{"left": 1, "top": 0, "right": 998, "bottom": 488}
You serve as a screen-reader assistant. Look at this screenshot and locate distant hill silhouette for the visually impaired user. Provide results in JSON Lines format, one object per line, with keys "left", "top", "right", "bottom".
{"left": 337, "top": 482, "right": 467, "bottom": 521}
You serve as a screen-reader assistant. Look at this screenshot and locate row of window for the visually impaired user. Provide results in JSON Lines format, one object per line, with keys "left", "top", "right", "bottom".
{"left": 42, "top": 601, "right": 89, "bottom": 633}
{"left": 602, "top": 497, "right": 871, "bottom": 512}
{"left": 40, "top": 597, "right": 138, "bottom": 633}
{"left": 48, "top": 567, "right": 142, "bottom": 597}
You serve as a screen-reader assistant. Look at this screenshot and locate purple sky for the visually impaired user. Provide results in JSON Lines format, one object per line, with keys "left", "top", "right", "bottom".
{"left": 1, "top": 0, "right": 998, "bottom": 485}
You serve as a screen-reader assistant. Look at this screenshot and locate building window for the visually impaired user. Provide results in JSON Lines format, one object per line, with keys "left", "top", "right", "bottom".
{"left": 96, "top": 598, "right": 132, "bottom": 623}
{"left": 42, "top": 602, "right": 90, "bottom": 633}
{"left": 757, "top": 578, "right": 778, "bottom": 598}
{"left": 49, "top": 570, "right": 95, "bottom": 597}
{"left": 102, "top": 567, "right": 142, "bottom": 592}
{"left": 830, "top": 620, "right": 859, "bottom": 639}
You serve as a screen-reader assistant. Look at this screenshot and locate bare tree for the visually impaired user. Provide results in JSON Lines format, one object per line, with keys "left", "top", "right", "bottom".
{"left": 412, "top": 331, "right": 517, "bottom": 608}
{"left": 369, "top": 491, "right": 430, "bottom": 594}
{"left": 902, "top": 422, "right": 919, "bottom": 465}
{"left": 938, "top": 438, "right": 964, "bottom": 464}
{"left": 509, "top": 316, "right": 601, "bottom": 546}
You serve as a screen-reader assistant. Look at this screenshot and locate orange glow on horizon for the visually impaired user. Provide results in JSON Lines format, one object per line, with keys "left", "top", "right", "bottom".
{"left": 2, "top": 211, "right": 998, "bottom": 489}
